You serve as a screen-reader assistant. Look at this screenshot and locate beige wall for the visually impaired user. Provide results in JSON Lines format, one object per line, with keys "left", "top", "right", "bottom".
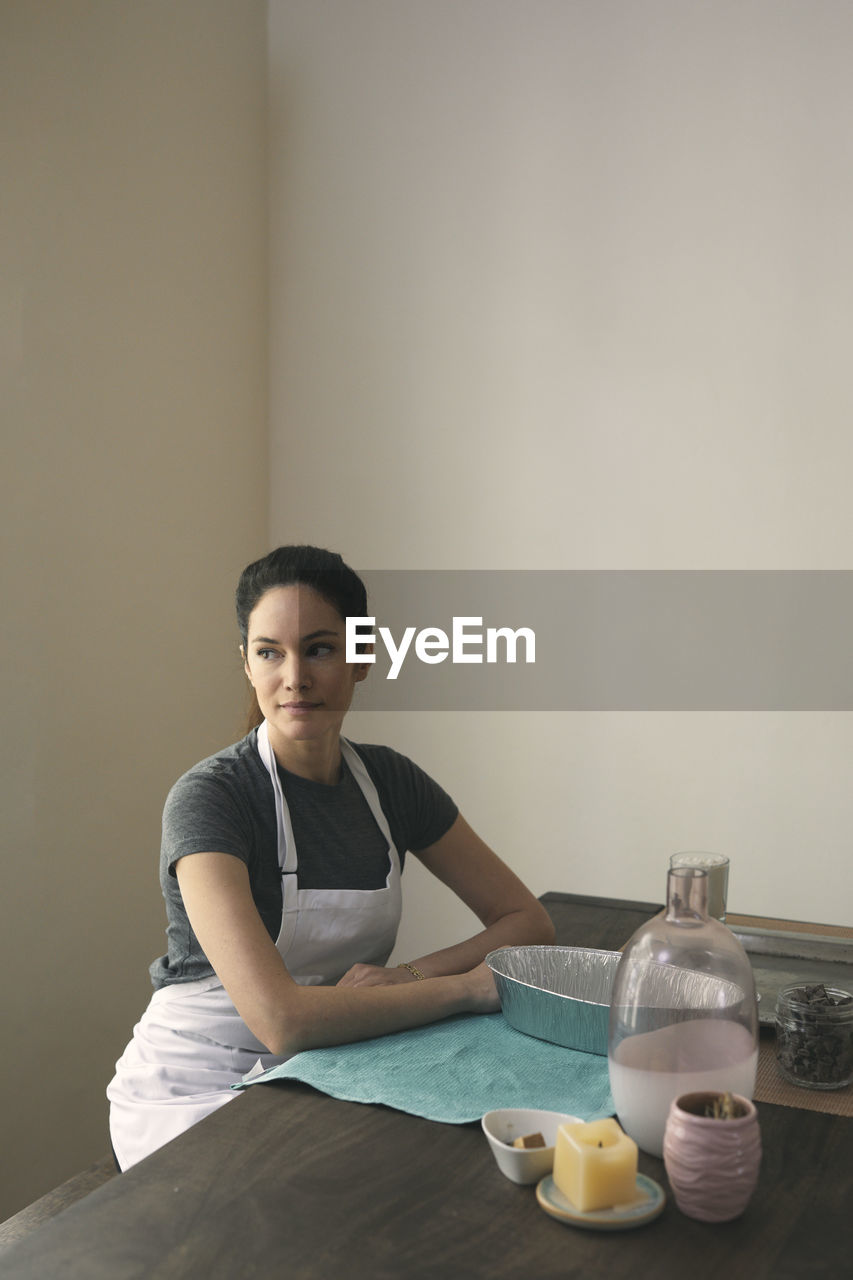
{"left": 1, "top": 1, "right": 268, "bottom": 1219}
{"left": 266, "top": 0, "right": 853, "bottom": 969}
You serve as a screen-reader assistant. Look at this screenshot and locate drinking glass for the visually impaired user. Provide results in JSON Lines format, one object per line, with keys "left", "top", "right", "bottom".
{"left": 669, "top": 852, "right": 729, "bottom": 922}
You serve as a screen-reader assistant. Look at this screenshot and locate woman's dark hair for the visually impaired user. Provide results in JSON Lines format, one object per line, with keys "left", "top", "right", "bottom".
{"left": 236, "top": 545, "right": 368, "bottom": 648}
{"left": 237, "top": 546, "right": 368, "bottom": 730}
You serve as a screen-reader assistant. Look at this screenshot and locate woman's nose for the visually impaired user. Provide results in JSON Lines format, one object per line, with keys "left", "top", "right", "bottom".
{"left": 284, "top": 658, "right": 309, "bottom": 690}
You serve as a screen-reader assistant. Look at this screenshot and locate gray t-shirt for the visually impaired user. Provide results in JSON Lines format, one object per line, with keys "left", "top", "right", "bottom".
{"left": 149, "top": 732, "right": 458, "bottom": 988}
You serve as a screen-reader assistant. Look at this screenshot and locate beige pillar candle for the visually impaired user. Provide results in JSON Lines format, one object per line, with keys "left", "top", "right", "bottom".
{"left": 553, "top": 1118, "right": 638, "bottom": 1212}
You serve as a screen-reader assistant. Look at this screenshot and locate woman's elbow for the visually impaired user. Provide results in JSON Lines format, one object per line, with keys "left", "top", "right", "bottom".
{"left": 261, "top": 1023, "right": 309, "bottom": 1058}
{"left": 537, "top": 917, "right": 557, "bottom": 945}
{"left": 260, "top": 1009, "right": 318, "bottom": 1058}
{"left": 261, "top": 1026, "right": 295, "bottom": 1057}
{"left": 529, "top": 902, "right": 556, "bottom": 945}
{"left": 251, "top": 996, "right": 314, "bottom": 1058}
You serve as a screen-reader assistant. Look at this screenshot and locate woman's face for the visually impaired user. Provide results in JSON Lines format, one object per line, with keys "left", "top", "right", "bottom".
{"left": 243, "top": 584, "right": 368, "bottom": 754}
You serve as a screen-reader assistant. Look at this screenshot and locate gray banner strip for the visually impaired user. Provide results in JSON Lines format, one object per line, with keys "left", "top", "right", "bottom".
{"left": 350, "top": 571, "right": 853, "bottom": 710}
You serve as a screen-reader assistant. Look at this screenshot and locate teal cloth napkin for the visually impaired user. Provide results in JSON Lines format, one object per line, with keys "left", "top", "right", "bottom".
{"left": 234, "top": 1013, "right": 614, "bottom": 1124}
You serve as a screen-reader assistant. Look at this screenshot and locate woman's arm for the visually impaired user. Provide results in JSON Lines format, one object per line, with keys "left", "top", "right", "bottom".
{"left": 337, "top": 813, "right": 555, "bottom": 988}
{"left": 175, "top": 851, "right": 498, "bottom": 1057}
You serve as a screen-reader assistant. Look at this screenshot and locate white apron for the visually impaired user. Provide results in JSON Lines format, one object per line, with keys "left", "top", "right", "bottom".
{"left": 108, "top": 727, "right": 402, "bottom": 1170}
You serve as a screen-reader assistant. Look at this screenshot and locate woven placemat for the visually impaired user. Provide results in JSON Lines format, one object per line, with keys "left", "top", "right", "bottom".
{"left": 728, "top": 912, "right": 853, "bottom": 1116}
{"left": 755, "top": 1035, "right": 853, "bottom": 1117}
{"left": 727, "top": 910, "right": 852, "bottom": 1117}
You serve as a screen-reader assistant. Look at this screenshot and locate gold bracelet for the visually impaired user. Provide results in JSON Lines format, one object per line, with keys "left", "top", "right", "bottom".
{"left": 397, "top": 962, "right": 426, "bottom": 981}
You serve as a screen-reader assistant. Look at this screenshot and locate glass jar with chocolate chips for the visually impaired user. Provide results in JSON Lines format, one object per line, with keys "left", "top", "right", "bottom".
{"left": 775, "top": 983, "right": 853, "bottom": 1090}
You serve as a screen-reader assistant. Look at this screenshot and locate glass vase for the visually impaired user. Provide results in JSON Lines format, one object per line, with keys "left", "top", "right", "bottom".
{"left": 608, "top": 865, "right": 759, "bottom": 1156}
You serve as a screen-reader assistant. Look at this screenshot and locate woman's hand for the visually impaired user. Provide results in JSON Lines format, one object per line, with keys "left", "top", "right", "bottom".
{"left": 336, "top": 963, "right": 415, "bottom": 988}
{"left": 337, "top": 959, "right": 500, "bottom": 1012}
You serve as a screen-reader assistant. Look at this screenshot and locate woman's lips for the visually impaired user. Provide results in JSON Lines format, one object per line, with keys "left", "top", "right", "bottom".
{"left": 281, "top": 701, "right": 320, "bottom": 714}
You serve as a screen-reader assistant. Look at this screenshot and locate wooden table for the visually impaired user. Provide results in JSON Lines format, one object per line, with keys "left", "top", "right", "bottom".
{"left": 2, "top": 894, "right": 850, "bottom": 1279}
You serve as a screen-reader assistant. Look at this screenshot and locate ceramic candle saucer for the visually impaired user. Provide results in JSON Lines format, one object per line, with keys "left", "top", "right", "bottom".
{"left": 536, "top": 1173, "right": 666, "bottom": 1231}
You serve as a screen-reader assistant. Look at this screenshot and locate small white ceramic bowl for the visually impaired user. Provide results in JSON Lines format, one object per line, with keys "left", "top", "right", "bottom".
{"left": 481, "top": 1108, "right": 581, "bottom": 1185}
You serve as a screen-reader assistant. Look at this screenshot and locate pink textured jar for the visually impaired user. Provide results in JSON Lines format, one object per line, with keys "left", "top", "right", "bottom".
{"left": 662, "top": 1091, "right": 761, "bottom": 1222}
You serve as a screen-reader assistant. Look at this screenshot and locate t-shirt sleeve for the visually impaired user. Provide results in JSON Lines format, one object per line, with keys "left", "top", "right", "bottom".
{"left": 355, "top": 745, "right": 459, "bottom": 853}
{"left": 161, "top": 768, "right": 255, "bottom": 876}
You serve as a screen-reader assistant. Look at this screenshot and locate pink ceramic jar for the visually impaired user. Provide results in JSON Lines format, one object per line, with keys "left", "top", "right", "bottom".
{"left": 662, "top": 1091, "right": 761, "bottom": 1222}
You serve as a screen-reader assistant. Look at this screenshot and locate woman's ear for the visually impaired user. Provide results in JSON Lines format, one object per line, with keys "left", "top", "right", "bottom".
{"left": 240, "top": 644, "right": 253, "bottom": 685}
{"left": 353, "top": 641, "right": 374, "bottom": 683}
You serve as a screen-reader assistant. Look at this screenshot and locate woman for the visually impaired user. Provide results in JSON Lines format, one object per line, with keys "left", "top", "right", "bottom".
{"left": 107, "top": 546, "right": 554, "bottom": 1169}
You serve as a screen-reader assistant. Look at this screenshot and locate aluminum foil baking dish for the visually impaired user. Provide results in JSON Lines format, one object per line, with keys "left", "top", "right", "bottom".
{"left": 485, "top": 945, "right": 621, "bottom": 1056}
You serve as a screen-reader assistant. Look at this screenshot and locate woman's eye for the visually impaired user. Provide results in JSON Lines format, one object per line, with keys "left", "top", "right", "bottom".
{"left": 256, "top": 648, "right": 278, "bottom": 661}
{"left": 307, "top": 643, "right": 334, "bottom": 658}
